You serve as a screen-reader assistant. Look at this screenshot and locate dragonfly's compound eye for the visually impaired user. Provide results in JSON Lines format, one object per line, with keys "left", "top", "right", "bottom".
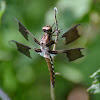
{"left": 42, "top": 25, "right": 52, "bottom": 33}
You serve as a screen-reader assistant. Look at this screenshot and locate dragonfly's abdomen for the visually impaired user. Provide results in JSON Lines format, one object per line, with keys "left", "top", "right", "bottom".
{"left": 45, "top": 57, "right": 55, "bottom": 87}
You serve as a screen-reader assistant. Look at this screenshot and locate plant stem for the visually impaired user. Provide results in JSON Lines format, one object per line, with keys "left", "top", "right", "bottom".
{"left": 53, "top": 7, "right": 59, "bottom": 52}
{"left": 50, "top": 82, "right": 55, "bottom": 100}
{"left": 50, "top": 7, "right": 59, "bottom": 100}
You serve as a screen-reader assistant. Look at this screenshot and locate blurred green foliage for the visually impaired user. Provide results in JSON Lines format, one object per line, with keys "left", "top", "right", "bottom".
{"left": 0, "top": 0, "right": 6, "bottom": 22}
{"left": 0, "top": 0, "right": 100, "bottom": 100}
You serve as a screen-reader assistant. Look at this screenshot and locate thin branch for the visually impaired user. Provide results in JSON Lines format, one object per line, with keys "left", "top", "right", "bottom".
{"left": 53, "top": 7, "right": 60, "bottom": 52}
{"left": 50, "top": 82, "right": 55, "bottom": 100}
{"left": 50, "top": 7, "right": 60, "bottom": 100}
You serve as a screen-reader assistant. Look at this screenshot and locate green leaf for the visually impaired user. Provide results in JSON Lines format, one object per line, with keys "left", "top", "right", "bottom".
{"left": 87, "top": 69, "right": 100, "bottom": 94}
{"left": 90, "top": 69, "right": 100, "bottom": 82}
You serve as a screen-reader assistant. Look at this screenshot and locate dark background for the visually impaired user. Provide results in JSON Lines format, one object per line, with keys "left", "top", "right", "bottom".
{"left": 0, "top": 0, "right": 100, "bottom": 100}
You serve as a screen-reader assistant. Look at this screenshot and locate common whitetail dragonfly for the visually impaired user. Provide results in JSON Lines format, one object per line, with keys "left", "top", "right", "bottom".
{"left": 9, "top": 18, "right": 84, "bottom": 88}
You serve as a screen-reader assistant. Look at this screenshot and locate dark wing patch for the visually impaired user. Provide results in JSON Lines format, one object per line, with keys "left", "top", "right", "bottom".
{"left": 62, "top": 24, "right": 81, "bottom": 45}
{"left": 14, "top": 18, "right": 40, "bottom": 45}
{"left": 9, "top": 40, "right": 32, "bottom": 58}
{"left": 66, "top": 48, "right": 84, "bottom": 61}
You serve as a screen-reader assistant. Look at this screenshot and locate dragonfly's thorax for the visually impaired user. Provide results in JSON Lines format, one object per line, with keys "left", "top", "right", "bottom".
{"left": 41, "top": 25, "right": 52, "bottom": 45}
{"left": 40, "top": 32, "right": 52, "bottom": 58}
{"left": 40, "top": 33, "right": 51, "bottom": 45}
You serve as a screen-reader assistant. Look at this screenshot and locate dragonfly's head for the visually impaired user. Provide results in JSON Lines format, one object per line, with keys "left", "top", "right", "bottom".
{"left": 42, "top": 25, "right": 52, "bottom": 34}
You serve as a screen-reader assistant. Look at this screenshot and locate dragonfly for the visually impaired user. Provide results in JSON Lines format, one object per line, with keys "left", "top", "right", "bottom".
{"left": 9, "top": 18, "right": 84, "bottom": 88}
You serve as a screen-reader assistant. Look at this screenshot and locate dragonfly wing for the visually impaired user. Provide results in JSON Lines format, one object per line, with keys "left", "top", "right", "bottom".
{"left": 14, "top": 18, "right": 40, "bottom": 45}
{"left": 9, "top": 40, "right": 34, "bottom": 58}
{"left": 49, "top": 48, "right": 84, "bottom": 61}
{"left": 62, "top": 24, "right": 81, "bottom": 45}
